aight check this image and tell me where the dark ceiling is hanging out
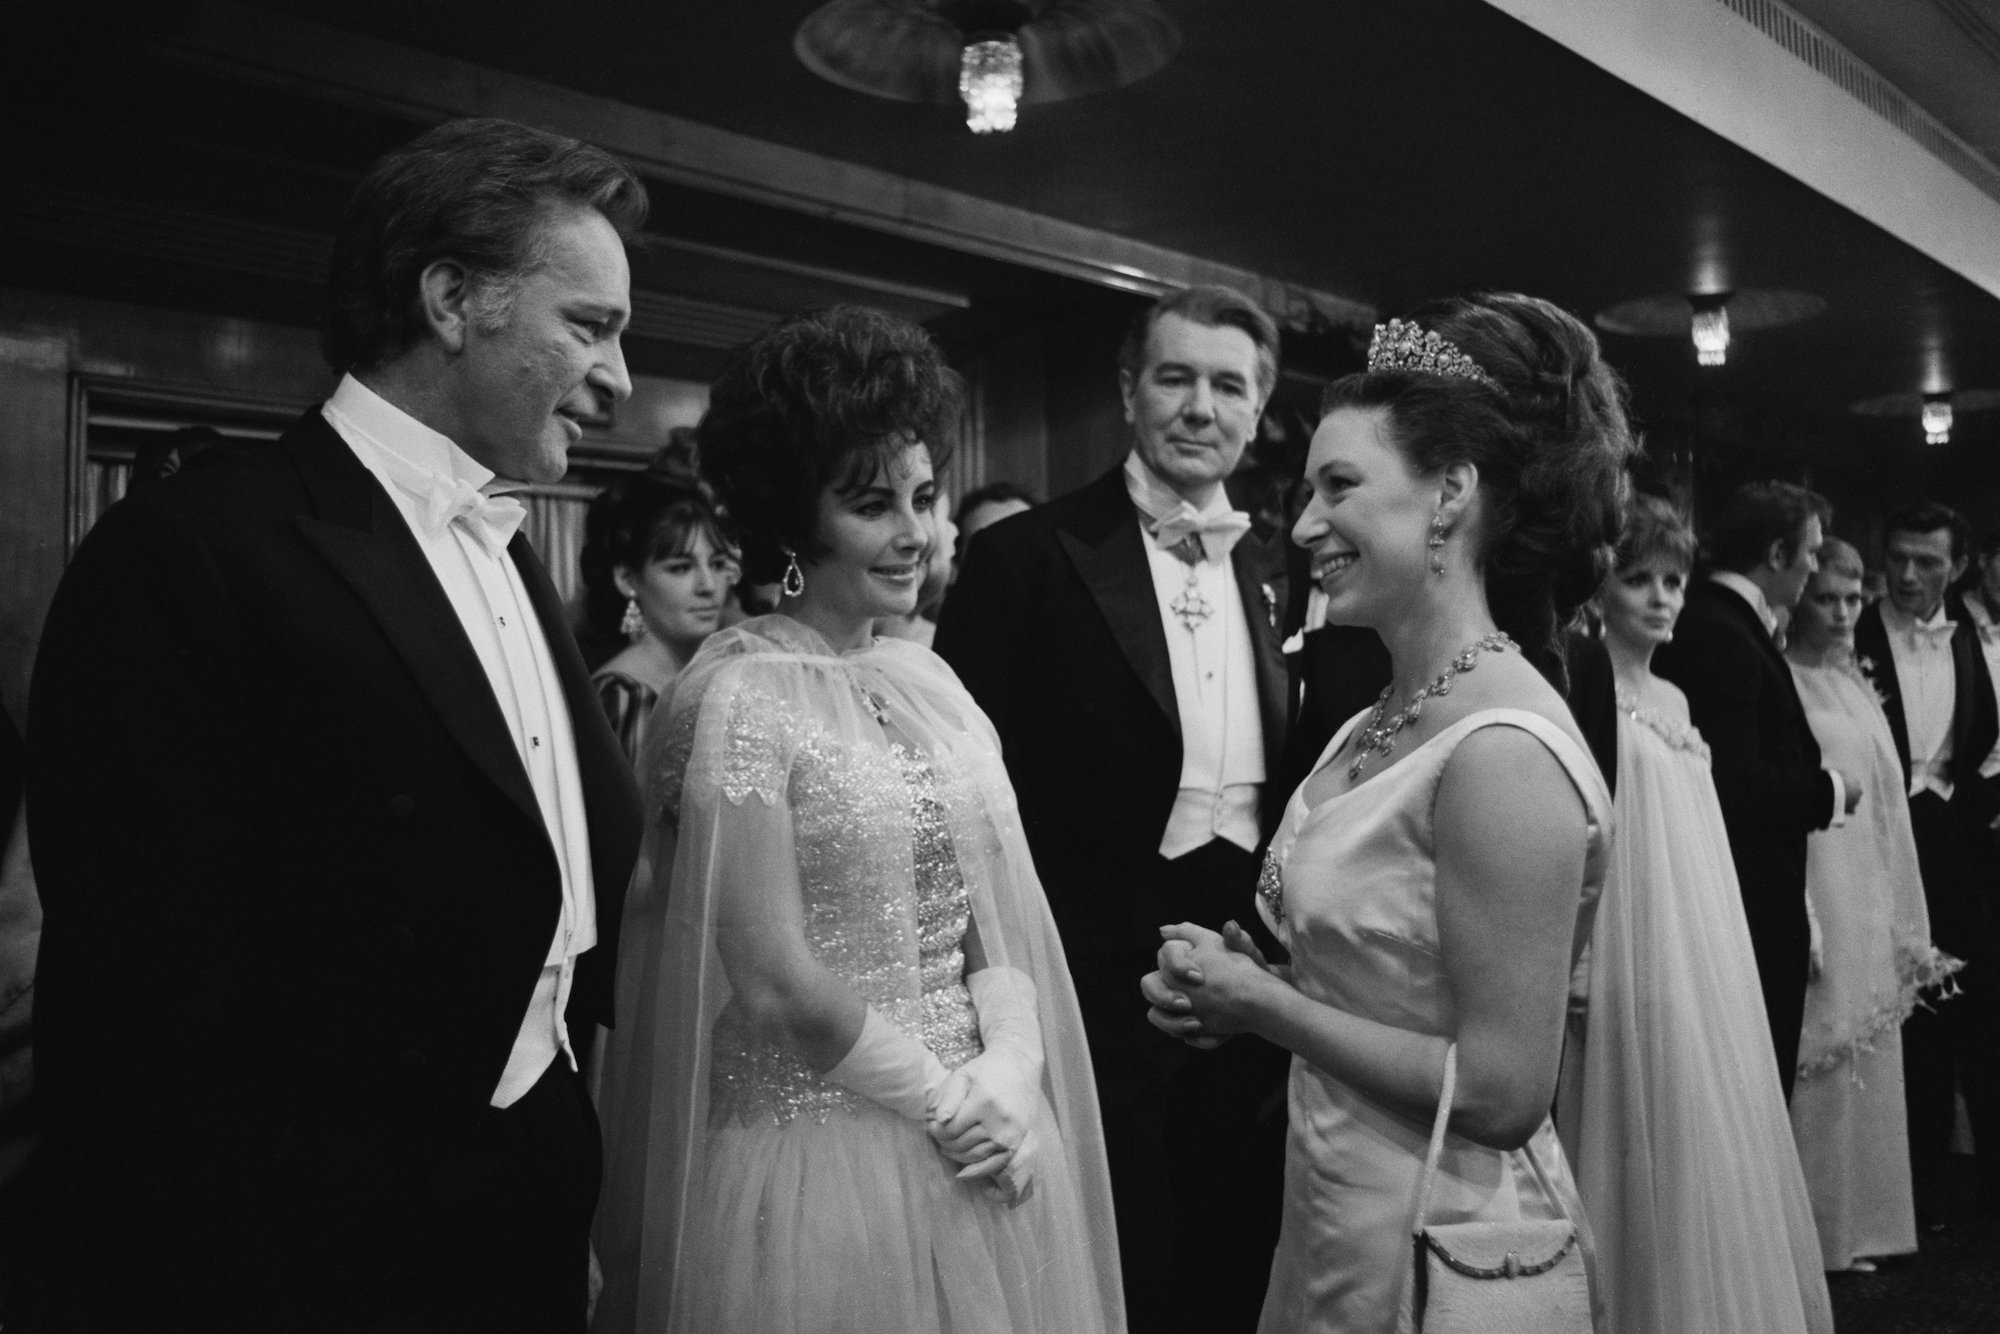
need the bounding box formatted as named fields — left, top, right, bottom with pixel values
left=4, top=0, right=1999, bottom=520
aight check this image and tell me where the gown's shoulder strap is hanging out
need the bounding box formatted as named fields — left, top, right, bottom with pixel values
left=1443, top=707, right=1612, bottom=856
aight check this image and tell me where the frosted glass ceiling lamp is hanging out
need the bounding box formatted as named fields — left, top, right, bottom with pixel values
left=1923, top=393, right=1954, bottom=445
left=1689, top=294, right=1731, bottom=367
left=959, top=35, right=1024, bottom=133
left=796, top=0, right=1180, bottom=136
left=1593, top=289, right=1824, bottom=370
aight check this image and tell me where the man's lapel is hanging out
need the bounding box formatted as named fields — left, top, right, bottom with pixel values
left=1231, top=532, right=1289, bottom=766
left=1055, top=471, right=1178, bottom=738
left=286, top=412, right=544, bottom=829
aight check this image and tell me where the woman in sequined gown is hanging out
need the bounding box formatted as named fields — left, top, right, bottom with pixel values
left=1786, top=540, right=1958, bottom=1270
left=1141, top=294, right=1631, bottom=1334
left=591, top=308, right=1121, bottom=1334
left=1555, top=497, right=1832, bottom=1333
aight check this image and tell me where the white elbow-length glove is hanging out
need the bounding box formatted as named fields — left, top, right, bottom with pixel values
left=825, top=1007, right=950, bottom=1121
left=932, top=966, right=1047, bottom=1203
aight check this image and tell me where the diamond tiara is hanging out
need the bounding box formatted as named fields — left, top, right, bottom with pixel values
left=1366, top=319, right=1498, bottom=389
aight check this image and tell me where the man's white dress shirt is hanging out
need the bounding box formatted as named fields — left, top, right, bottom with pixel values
left=1123, top=452, right=1265, bottom=859
left=1709, top=572, right=1846, bottom=825
left=323, top=374, right=596, bottom=1109
left=1880, top=599, right=1959, bottom=800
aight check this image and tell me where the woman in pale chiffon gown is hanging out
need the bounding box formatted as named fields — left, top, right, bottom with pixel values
left=1556, top=495, right=1832, bottom=1333
left=1143, top=293, right=1632, bottom=1334
left=1786, top=538, right=1960, bottom=1271
left=591, top=307, right=1121, bottom=1334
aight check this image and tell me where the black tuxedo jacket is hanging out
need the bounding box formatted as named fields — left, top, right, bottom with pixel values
left=25, top=408, right=643, bottom=1324
left=935, top=465, right=1290, bottom=950
left=1854, top=596, right=2000, bottom=824
left=1653, top=579, right=1832, bottom=943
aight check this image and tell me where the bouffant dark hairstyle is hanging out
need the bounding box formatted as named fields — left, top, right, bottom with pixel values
left=1707, top=481, right=1830, bottom=573
left=578, top=473, right=732, bottom=639
left=322, top=117, right=649, bottom=373
left=697, top=306, right=961, bottom=585
left=1117, top=285, right=1281, bottom=402
left=1321, top=291, right=1636, bottom=684
left=1613, top=494, right=1697, bottom=575
left=1883, top=499, right=1971, bottom=564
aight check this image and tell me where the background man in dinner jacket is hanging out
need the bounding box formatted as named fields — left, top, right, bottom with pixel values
left=1853, top=500, right=2000, bottom=1217
left=25, top=118, right=645, bottom=1332
left=1653, top=480, right=1858, bottom=1102
left=938, top=285, right=1300, bottom=1334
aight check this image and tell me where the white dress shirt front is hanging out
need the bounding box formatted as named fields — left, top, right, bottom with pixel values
left=323, top=374, right=596, bottom=1109
left=1123, top=452, right=1265, bottom=858
left=1880, top=600, right=1959, bottom=800
left=1962, top=594, right=2000, bottom=780
left=1708, top=572, right=1846, bottom=825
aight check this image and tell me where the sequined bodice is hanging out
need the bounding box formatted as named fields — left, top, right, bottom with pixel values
left=710, top=684, right=983, bottom=1126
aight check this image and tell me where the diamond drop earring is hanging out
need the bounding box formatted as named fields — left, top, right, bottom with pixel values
left=782, top=549, right=806, bottom=599
left=1428, top=505, right=1448, bottom=577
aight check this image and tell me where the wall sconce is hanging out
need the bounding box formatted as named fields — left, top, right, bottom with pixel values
left=1922, top=392, right=1953, bottom=445
left=1689, top=294, right=1731, bottom=368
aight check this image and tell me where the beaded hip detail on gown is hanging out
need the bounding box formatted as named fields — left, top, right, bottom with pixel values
left=710, top=709, right=983, bottom=1128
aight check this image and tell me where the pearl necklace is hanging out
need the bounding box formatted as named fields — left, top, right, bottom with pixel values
left=1348, top=631, right=1518, bottom=779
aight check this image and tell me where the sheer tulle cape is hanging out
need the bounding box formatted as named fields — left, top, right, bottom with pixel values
left=1557, top=708, right=1832, bottom=1334
left=590, top=617, right=1122, bottom=1334
left=1789, top=662, right=1960, bottom=1081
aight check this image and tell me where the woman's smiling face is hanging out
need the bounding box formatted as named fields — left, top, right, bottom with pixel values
left=799, top=440, right=938, bottom=631
left=1291, top=406, right=1437, bottom=629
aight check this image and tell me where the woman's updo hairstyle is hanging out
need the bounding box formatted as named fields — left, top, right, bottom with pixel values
left=698, top=305, right=961, bottom=586
left=1322, top=291, right=1636, bottom=684
left=1612, top=494, right=1697, bottom=576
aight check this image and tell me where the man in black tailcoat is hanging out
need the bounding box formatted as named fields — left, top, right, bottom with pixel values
left=1654, top=481, right=1859, bottom=1100
left=938, top=287, right=1306, bottom=1333
left=1853, top=501, right=2000, bottom=1215
left=26, top=119, right=645, bottom=1331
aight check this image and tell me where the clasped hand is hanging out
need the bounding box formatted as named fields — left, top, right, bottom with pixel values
left=925, top=1048, right=1043, bottom=1207
left=1141, top=920, right=1286, bottom=1048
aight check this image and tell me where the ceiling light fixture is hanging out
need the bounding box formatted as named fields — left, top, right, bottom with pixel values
left=959, top=34, right=1024, bottom=133
left=795, top=0, right=1180, bottom=136
left=1689, top=293, right=1731, bottom=367
left=1923, top=392, right=1954, bottom=445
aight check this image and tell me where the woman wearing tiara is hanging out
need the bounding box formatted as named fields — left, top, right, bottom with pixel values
left=591, top=307, right=1122, bottom=1333
left=1144, top=294, right=1626, bottom=1333
left=1556, top=495, right=1832, bottom=1333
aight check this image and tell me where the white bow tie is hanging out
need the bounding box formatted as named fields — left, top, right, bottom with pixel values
left=1902, top=620, right=1957, bottom=650
left=422, top=475, right=527, bottom=558
left=1150, top=504, right=1252, bottom=564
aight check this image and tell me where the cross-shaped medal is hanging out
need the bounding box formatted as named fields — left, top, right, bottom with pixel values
left=1171, top=578, right=1214, bottom=632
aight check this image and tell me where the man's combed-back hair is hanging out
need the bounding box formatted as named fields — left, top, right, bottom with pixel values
left=1883, top=499, right=1971, bottom=563
left=698, top=306, right=962, bottom=586
left=1321, top=291, right=1637, bottom=685
left=1117, top=285, right=1281, bottom=402
left=1706, top=482, right=1830, bottom=574
left=321, top=117, right=648, bottom=373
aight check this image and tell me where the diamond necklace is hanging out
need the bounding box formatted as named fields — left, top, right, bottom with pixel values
left=1348, top=631, right=1518, bottom=779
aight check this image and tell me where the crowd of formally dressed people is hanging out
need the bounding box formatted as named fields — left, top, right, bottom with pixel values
left=4, top=113, right=1996, bottom=1334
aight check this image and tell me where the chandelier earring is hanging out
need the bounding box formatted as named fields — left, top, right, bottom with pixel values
left=1428, top=505, right=1448, bottom=577
left=781, top=549, right=806, bottom=599
left=619, top=595, right=646, bottom=641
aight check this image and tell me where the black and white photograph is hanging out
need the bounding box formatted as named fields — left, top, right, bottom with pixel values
left=1, top=2, right=1998, bottom=1331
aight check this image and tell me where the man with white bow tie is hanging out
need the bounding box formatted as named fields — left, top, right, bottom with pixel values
left=26, top=119, right=646, bottom=1331
left=1853, top=502, right=2000, bottom=1220
left=937, top=286, right=1292, bottom=1334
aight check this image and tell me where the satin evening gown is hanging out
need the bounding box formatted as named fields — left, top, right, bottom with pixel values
left=1255, top=709, right=1609, bottom=1334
